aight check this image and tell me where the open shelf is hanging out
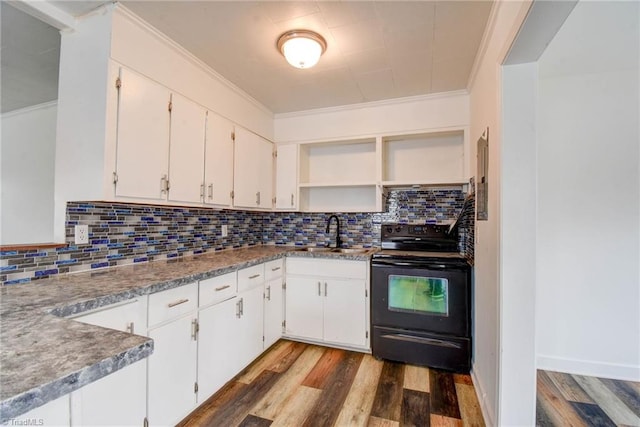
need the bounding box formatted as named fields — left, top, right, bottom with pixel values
left=299, top=138, right=376, bottom=186
left=382, top=131, right=465, bottom=184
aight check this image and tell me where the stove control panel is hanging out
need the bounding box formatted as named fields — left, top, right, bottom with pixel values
left=381, top=223, right=452, bottom=239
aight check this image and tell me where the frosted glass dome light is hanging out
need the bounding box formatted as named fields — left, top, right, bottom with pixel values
left=277, top=30, right=327, bottom=69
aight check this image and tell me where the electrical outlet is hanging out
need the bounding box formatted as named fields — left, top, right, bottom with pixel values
left=221, top=224, right=228, bottom=238
left=75, top=225, right=89, bottom=245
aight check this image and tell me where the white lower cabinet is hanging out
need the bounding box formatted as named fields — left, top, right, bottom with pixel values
left=197, top=296, right=240, bottom=402
left=18, top=394, right=69, bottom=426
left=71, top=359, right=146, bottom=426
left=146, top=283, right=198, bottom=426
left=285, top=258, right=369, bottom=350
left=236, top=285, right=265, bottom=368
left=263, top=259, right=285, bottom=349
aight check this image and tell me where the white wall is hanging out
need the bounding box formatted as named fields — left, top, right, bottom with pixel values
left=1, top=102, right=57, bottom=244
left=467, top=1, right=531, bottom=425
left=274, top=91, right=469, bottom=144
left=536, top=0, right=640, bottom=381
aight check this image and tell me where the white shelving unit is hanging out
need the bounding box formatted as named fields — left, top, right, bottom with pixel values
left=298, top=139, right=381, bottom=212
left=291, top=129, right=468, bottom=213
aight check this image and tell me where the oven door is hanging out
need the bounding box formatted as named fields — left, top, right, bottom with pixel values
left=371, top=258, right=471, bottom=337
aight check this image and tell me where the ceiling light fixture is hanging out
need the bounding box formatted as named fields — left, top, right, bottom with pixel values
left=277, top=30, right=327, bottom=69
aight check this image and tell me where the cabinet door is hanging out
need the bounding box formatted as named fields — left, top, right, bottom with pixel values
left=275, top=144, right=298, bottom=210
left=71, top=359, right=146, bottom=427
left=233, top=128, right=273, bottom=209
left=236, top=286, right=265, bottom=369
left=71, top=298, right=146, bottom=334
left=115, top=67, right=170, bottom=200
left=197, top=297, right=240, bottom=402
left=147, top=314, right=198, bottom=426
left=323, top=279, right=367, bottom=347
left=264, top=277, right=283, bottom=348
left=19, top=394, right=70, bottom=426
left=168, top=93, right=206, bottom=204
left=284, top=276, right=323, bottom=341
left=257, top=136, right=274, bottom=209
left=204, top=112, right=234, bottom=207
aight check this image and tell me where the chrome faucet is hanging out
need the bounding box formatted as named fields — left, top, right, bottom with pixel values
left=326, top=215, right=342, bottom=248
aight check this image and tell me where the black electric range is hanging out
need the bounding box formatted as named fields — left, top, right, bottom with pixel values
left=371, top=223, right=472, bottom=373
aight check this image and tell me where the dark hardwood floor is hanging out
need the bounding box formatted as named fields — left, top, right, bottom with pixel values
left=536, top=370, right=640, bottom=426
left=178, top=340, right=485, bottom=427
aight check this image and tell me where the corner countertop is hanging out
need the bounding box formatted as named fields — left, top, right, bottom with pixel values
left=0, top=245, right=376, bottom=421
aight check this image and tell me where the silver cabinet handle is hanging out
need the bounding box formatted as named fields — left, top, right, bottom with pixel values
left=236, top=299, right=241, bottom=318
left=291, top=193, right=294, bottom=206
left=167, top=298, right=189, bottom=308
left=317, top=281, right=321, bottom=296
left=208, top=183, right=213, bottom=199
left=215, top=285, right=231, bottom=292
left=256, top=191, right=261, bottom=205
left=126, top=322, right=134, bottom=334
left=324, top=282, right=328, bottom=297
left=191, top=319, right=199, bottom=341
left=266, top=285, right=271, bottom=301
left=271, top=266, right=281, bottom=272
left=249, top=274, right=261, bottom=279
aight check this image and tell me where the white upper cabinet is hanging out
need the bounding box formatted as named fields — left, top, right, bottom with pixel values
left=233, top=128, right=273, bottom=209
left=114, top=67, right=171, bottom=200
left=275, top=144, right=298, bottom=210
left=204, top=113, right=234, bottom=207
left=167, top=94, right=206, bottom=204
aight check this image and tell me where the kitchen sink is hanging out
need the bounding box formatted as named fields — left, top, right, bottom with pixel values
left=298, top=247, right=333, bottom=253
left=297, top=247, right=369, bottom=254
left=331, top=248, right=369, bottom=254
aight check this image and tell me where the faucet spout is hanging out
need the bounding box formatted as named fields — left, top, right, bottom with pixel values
left=326, top=215, right=342, bottom=248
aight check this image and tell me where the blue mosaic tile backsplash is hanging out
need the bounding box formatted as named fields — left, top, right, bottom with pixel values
left=0, top=188, right=474, bottom=285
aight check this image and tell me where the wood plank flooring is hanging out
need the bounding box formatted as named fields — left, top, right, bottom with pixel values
left=178, top=340, right=485, bottom=427
left=536, top=370, right=640, bottom=426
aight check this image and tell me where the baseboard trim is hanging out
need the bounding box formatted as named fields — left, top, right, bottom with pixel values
left=537, top=355, right=640, bottom=381
left=470, top=364, right=496, bottom=426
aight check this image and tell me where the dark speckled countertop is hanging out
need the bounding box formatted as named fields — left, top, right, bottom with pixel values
left=0, top=245, right=375, bottom=421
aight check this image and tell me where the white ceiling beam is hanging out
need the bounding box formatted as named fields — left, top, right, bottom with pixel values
left=6, top=0, right=76, bottom=31
left=504, top=0, right=578, bottom=65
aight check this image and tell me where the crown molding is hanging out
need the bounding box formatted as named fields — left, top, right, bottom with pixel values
left=274, top=90, right=469, bottom=120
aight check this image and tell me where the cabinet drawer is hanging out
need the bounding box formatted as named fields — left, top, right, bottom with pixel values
left=286, top=258, right=367, bottom=279
left=264, top=259, right=284, bottom=281
left=148, top=282, right=198, bottom=327
left=199, top=272, right=237, bottom=308
left=238, top=264, right=265, bottom=292
left=70, top=297, right=147, bottom=334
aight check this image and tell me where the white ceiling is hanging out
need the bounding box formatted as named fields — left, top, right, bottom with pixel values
left=1, top=1, right=493, bottom=114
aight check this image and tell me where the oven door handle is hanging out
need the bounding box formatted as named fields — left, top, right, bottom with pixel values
left=381, top=333, right=462, bottom=349
left=372, top=259, right=450, bottom=269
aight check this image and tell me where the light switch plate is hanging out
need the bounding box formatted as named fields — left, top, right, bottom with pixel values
left=221, top=224, right=228, bottom=238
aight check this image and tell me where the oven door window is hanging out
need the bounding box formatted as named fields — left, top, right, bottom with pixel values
left=388, top=275, right=449, bottom=316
